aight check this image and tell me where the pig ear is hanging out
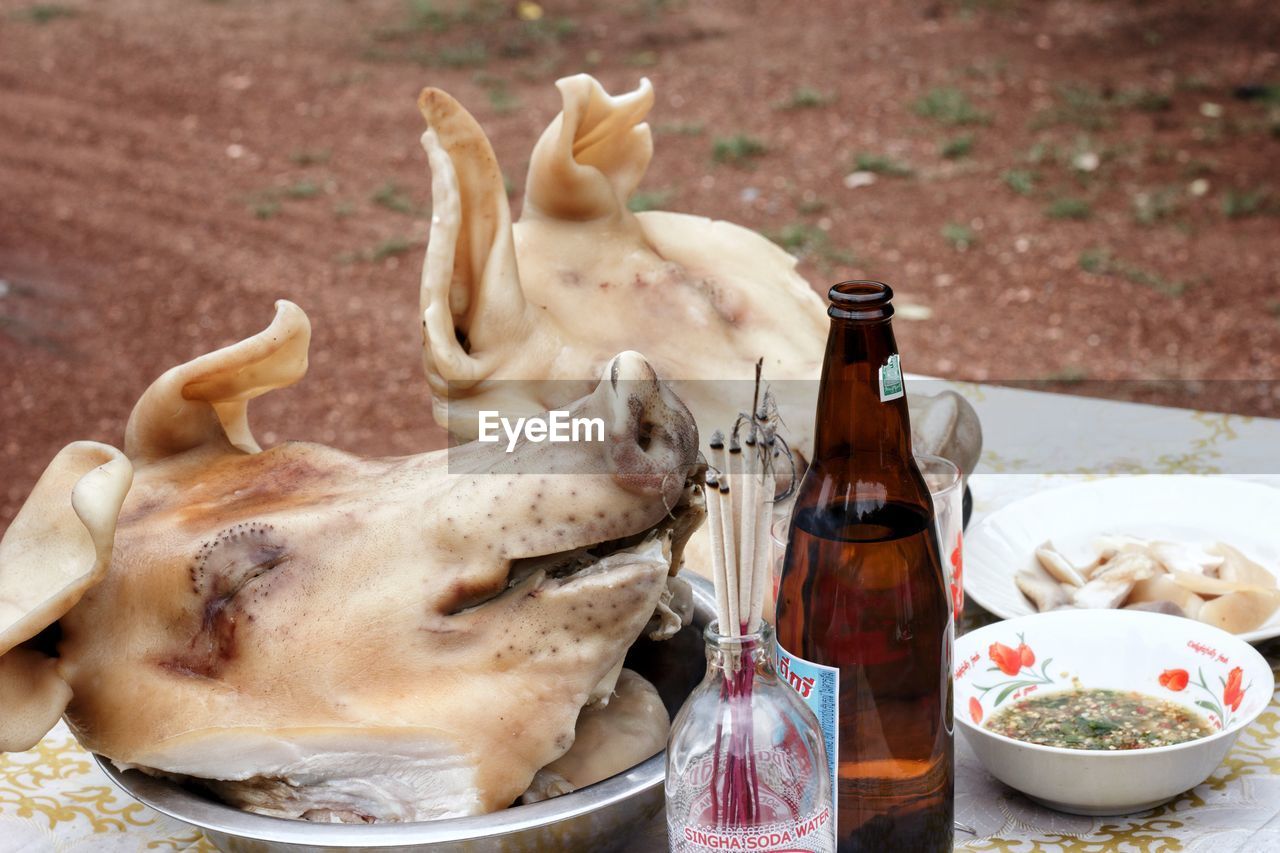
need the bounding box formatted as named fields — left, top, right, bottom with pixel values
left=124, top=300, right=310, bottom=461
left=0, top=441, right=131, bottom=750
left=0, top=442, right=132, bottom=656
left=0, top=649, right=73, bottom=751
left=418, top=87, right=534, bottom=393
left=524, top=75, right=655, bottom=222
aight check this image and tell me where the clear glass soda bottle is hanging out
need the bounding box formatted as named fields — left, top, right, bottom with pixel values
left=666, top=622, right=834, bottom=853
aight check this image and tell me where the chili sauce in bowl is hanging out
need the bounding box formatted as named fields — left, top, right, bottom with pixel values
left=984, top=688, right=1212, bottom=751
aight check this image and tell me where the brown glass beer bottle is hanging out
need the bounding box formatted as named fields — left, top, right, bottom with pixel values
left=774, top=281, right=953, bottom=852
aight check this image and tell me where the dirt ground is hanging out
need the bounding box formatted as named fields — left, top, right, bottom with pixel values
left=2, top=0, right=1278, bottom=526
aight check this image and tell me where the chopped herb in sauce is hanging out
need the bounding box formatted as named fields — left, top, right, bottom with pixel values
left=984, top=688, right=1212, bottom=750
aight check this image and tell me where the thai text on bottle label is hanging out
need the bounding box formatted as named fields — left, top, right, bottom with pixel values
left=775, top=642, right=839, bottom=821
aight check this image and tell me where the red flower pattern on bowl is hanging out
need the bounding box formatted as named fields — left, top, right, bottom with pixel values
left=1224, top=667, right=1245, bottom=712
left=989, top=642, right=1023, bottom=677
left=1158, top=669, right=1189, bottom=691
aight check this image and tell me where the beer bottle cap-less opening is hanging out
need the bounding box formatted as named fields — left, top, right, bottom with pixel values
left=828, top=280, right=894, bottom=321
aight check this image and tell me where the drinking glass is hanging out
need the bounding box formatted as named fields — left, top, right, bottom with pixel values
left=916, top=454, right=964, bottom=621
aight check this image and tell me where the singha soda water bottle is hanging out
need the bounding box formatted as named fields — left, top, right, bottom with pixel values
left=666, top=622, right=834, bottom=852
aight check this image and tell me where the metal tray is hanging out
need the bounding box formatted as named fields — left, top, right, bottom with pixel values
left=95, top=578, right=715, bottom=852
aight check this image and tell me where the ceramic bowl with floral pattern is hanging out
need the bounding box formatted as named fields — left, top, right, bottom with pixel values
left=955, top=608, right=1273, bottom=815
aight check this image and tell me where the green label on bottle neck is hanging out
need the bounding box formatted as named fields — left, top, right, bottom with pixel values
left=878, top=353, right=904, bottom=401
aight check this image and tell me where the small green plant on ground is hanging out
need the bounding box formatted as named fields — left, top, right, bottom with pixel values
left=1024, top=140, right=1054, bottom=165
left=370, top=237, right=416, bottom=261
left=941, top=222, right=976, bottom=250
left=247, top=180, right=326, bottom=218
left=499, top=4, right=579, bottom=57
left=12, top=4, right=76, bottom=23
left=1131, top=186, right=1181, bottom=226
left=797, top=197, right=828, bottom=215
left=1045, top=196, right=1092, bottom=220
left=289, top=148, right=331, bottom=166
left=764, top=223, right=855, bottom=268
left=372, top=181, right=417, bottom=215
left=625, top=51, right=659, bottom=67
left=948, top=0, right=1019, bottom=16
left=488, top=87, right=519, bottom=113
left=853, top=152, right=914, bottom=177
left=475, top=74, right=521, bottom=114
left=1176, top=74, right=1216, bottom=93
left=712, top=134, right=767, bottom=166
left=1181, top=158, right=1217, bottom=177
left=405, top=0, right=451, bottom=29
left=1222, top=188, right=1268, bottom=219
left=372, top=0, right=453, bottom=40
left=778, top=87, right=834, bottom=110
left=767, top=223, right=825, bottom=254
left=1002, top=169, right=1036, bottom=196
left=283, top=180, right=322, bottom=200
left=1079, top=248, right=1190, bottom=297
left=1119, top=87, right=1172, bottom=112
left=250, top=198, right=281, bottom=220
left=517, top=15, right=578, bottom=47
left=963, top=57, right=1010, bottom=81
left=1259, top=99, right=1280, bottom=133
left=914, top=87, right=990, bottom=126
left=640, top=0, right=677, bottom=18
left=434, top=42, right=488, bottom=68
left=627, top=189, right=673, bottom=212
left=1043, top=366, right=1090, bottom=383
left=1032, top=84, right=1169, bottom=130
left=940, top=134, right=974, bottom=159
left=1032, top=84, right=1113, bottom=131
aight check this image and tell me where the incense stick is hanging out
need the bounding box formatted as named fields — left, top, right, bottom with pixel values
left=727, top=432, right=744, bottom=634
left=698, top=367, right=793, bottom=831
left=710, top=432, right=740, bottom=636
left=747, top=465, right=775, bottom=632
left=704, top=468, right=732, bottom=638
left=738, top=430, right=759, bottom=632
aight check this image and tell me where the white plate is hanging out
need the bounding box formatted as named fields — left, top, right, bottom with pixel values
left=964, top=475, right=1280, bottom=643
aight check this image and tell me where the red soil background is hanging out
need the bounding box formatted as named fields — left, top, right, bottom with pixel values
left=2, top=0, right=1278, bottom=527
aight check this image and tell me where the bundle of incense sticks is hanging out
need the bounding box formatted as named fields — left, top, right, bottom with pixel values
left=705, top=429, right=776, bottom=639
left=702, top=365, right=790, bottom=828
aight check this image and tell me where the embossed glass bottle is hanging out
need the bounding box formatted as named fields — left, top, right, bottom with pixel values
left=666, top=622, right=834, bottom=853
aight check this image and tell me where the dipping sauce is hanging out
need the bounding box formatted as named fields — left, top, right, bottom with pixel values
left=984, top=688, right=1212, bottom=750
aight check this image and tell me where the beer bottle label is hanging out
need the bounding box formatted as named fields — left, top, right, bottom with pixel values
left=775, top=642, right=840, bottom=818
left=878, top=353, right=904, bottom=401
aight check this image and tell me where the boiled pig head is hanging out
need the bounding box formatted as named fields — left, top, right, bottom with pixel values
left=0, top=301, right=703, bottom=822
left=416, top=74, right=981, bottom=480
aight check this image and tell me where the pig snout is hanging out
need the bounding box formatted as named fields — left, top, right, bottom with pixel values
left=600, top=352, right=698, bottom=497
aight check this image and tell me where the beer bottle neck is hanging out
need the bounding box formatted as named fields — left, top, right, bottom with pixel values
left=811, top=291, right=914, bottom=463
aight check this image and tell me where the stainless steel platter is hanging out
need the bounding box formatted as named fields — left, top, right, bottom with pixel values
left=94, top=578, right=714, bottom=852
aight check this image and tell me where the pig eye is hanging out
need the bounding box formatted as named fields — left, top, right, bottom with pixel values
left=192, top=522, right=289, bottom=602
left=169, top=523, right=289, bottom=678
